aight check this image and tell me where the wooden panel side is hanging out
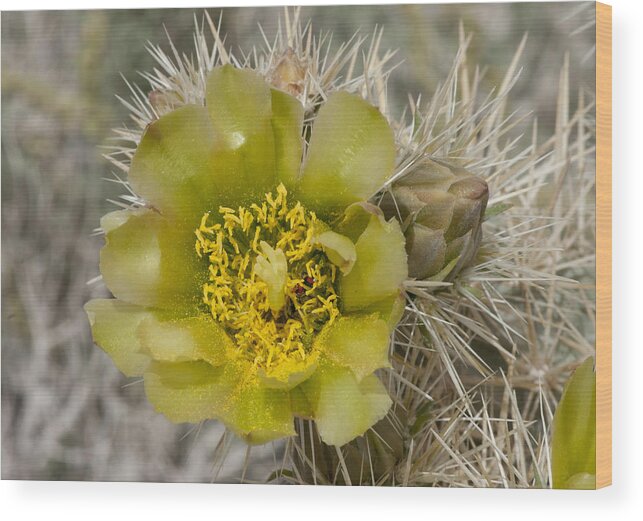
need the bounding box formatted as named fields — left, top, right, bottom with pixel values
left=595, top=1, right=612, bottom=490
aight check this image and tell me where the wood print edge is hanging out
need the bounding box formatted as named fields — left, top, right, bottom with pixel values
left=595, top=0, right=612, bottom=490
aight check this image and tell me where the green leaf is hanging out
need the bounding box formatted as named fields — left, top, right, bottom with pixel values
left=551, top=357, right=596, bottom=489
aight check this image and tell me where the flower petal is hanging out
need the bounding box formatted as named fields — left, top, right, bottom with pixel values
left=257, top=351, right=319, bottom=390
left=99, top=208, right=202, bottom=310
left=302, top=361, right=392, bottom=446
left=130, top=66, right=300, bottom=219
left=314, top=230, right=357, bottom=275
left=137, top=314, right=232, bottom=366
left=358, top=292, right=407, bottom=332
left=290, top=385, right=314, bottom=418
left=219, top=365, right=295, bottom=444
left=128, top=104, right=222, bottom=222
left=205, top=66, right=277, bottom=202
left=147, top=357, right=295, bottom=443
left=339, top=206, right=408, bottom=316
left=271, top=88, right=304, bottom=187
left=84, top=299, right=152, bottom=377
left=143, top=360, right=229, bottom=423
left=297, top=91, right=396, bottom=216
left=335, top=202, right=379, bottom=242
left=316, top=315, right=390, bottom=381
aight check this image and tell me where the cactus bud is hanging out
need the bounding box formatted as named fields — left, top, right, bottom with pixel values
left=270, top=48, right=306, bottom=96
left=382, top=158, right=489, bottom=281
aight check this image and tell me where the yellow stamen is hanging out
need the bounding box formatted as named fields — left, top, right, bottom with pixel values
left=195, top=184, right=340, bottom=372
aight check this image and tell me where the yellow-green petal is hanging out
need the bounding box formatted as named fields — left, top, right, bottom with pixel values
left=359, top=292, right=407, bottom=332
left=219, top=367, right=295, bottom=444
left=339, top=206, right=408, bottom=315
left=314, top=230, right=357, bottom=275
left=303, top=362, right=392, bottom=446
left=271, top=88, right=304, bottom=187
left=257, top=351, right=319, bottom=390
left=297, top=91, right=396, bottom=216
left=290, top=385, right=314, bottom=418
left=149, top=357, right=295, bottom=443
left=128, top=104, right=221, bottom=222
left=335, top=202, right=380, bottom=242
left=144, top=360, right=228, bottom=423
left=205, top=65, right=277, bottom=202
left=84, top=299, right=152, bottom=377
left=99, top=208, right=202, bottom=310
left=137, top=314, right=232, bottom=366
left=552, top=357, right=596, bottom=489
left=316, top=315, right=391, bottom=381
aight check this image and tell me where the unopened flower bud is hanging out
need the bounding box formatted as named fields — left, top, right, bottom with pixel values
left=270, top=48, right=306, bottom=96
left=382, top=158, right=489, bottom=281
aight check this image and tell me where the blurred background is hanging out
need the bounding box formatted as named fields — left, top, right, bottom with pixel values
left=1, top=2, right=596, bottom=482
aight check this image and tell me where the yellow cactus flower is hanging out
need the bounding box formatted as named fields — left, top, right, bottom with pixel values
left=85, top=65, right=407, bottom=447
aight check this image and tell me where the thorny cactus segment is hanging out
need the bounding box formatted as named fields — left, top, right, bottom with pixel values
left=294, top=409, right=406, bottom=485
left=551, top=358, right=596, bottom=489
left=381, top=158, right=489, bottom=281
left=86, top=64, right=408, bottom=447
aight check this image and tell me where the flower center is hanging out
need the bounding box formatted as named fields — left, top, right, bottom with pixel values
left=195, top=184, right=339, bottom=371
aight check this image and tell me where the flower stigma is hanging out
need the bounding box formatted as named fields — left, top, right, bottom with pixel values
left=195, top=184, right=340, bottom=374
